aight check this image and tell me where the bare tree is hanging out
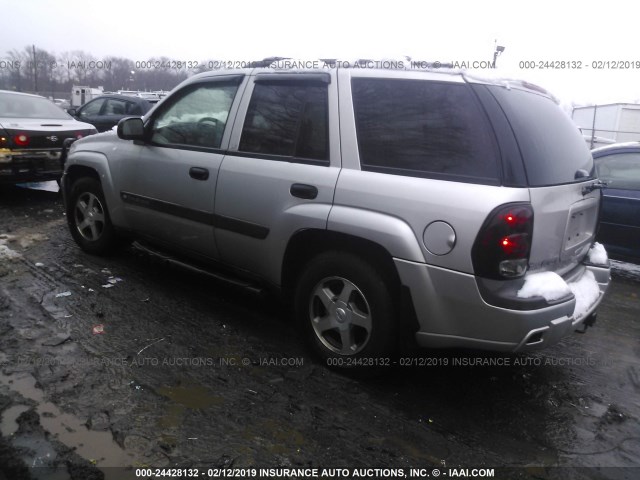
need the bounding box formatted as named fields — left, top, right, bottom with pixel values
left=102, top=56, right=134, bottom=91
left=2, top=49, right=188, bottom=94
left=32, top=47, right=58, bottom=96
left=68, top=50, right=97, bottom=85
left=5, top=48, right=29, bottom=91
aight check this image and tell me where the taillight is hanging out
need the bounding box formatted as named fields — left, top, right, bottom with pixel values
left=472, top=203, right=534, bottom=279
left=14, top=133, right=29, bottom=147
left=77, top=129, right=98, bottom=138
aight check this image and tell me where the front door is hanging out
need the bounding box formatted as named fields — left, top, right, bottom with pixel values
left=117, top=75, right=245, bottom=260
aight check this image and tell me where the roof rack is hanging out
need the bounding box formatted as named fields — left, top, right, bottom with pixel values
left=212, top=56, right=460, bottom=73
left=250, top=57, right=291, bottom=68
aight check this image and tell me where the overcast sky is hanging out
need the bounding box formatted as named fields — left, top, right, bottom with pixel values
left=2, top=0, right=640, bottom=106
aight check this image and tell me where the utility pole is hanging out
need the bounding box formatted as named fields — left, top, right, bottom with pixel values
left=32, top=44, right=38, bottom=92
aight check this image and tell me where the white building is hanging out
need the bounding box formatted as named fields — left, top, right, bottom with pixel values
left=572, top=103, right=640, bottom=147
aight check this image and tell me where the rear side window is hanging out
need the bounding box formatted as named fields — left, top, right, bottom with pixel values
left=239, top=83, right=328, bottom=163
left=487, top=86, right=593, bottom=186
left=351, top=78, right=499, bottom=183
left=126, top=102, right=143, bottom=115
left=103, top=99, right=127, bottom=115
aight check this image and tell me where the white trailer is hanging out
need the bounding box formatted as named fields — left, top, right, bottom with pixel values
left=573, top=103, right=640, bottom=147
left=71, top=85, right=104, bottom=107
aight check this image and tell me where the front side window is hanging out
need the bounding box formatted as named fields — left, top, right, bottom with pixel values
left=150, top=81, right=240, bottom=149
left=79, top=98, right=104, bottom=118
left=239, top=82, right=328, bottom=162
left=596, top=152, right=640, bottom=191
left=352, top=78, right=499, bottom=183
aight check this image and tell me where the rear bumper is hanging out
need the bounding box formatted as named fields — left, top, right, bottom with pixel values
left=0, top=151, right=63, bottom=184
left=394, top=259, right=611, bottom=352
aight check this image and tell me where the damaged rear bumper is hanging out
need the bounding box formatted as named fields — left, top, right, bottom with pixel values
left=0, top=149, right=64, bottom=183
left=393, top=258, right=611, bottom=353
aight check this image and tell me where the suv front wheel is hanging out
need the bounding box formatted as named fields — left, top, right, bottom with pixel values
left=294, top=251, right=396, bottom=366
left=67, top=177, right=118, bottom=255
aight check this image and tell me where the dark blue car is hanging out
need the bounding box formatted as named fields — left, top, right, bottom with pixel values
left=67, top=94, right=155, bottom=132
left=592, top=142, right=640, bottom=262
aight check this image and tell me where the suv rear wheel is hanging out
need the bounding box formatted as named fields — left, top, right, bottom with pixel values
left=294, top=251, right=396, bottom=365
left=67, top=178, right=118, bottom=255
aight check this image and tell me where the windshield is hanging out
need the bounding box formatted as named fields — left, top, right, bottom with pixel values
left=488, top=86, right=594, bottom=186
left=0, top=92, right=72, bottom=120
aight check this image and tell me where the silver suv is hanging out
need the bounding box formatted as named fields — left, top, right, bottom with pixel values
left=61, top=63, right=611, bottom=363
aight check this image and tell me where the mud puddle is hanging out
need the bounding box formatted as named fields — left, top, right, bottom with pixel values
left=0, top=404, right=31, bottom=436
left=0, top=371, right=137, bottom=478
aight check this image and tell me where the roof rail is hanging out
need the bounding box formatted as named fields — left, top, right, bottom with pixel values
left=250, top=56, right=291, bottom=67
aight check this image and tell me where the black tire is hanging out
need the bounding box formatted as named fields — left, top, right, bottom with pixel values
left=294, top=251, right=397, bottom=367
left=67, top=177, right=118, bottom=255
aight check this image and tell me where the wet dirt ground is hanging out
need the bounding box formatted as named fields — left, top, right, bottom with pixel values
left=0, top=184, right=638, bottom=480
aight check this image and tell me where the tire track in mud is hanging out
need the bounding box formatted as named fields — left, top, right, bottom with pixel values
left=3, top=226, right=469, bottom=470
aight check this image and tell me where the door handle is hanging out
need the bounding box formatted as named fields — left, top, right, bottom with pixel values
left=189, top=167, right=209, bottom=181
left=290, top=183, right=318, bottom=199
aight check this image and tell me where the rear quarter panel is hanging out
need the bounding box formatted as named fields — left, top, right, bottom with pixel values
left=331, top=169, right=531, bottom=272
left=334, top=68, right=530, bottom=272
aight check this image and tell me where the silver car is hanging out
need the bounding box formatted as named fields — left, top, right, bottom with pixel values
left=0, top=90, right=96, bottom=184
left=61, top=63, right=611, bottom=365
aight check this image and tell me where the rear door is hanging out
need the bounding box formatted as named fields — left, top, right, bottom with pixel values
left=486, top=85, right=600, bottom=275
left=100, top=98, right=130, bottom=131
left=214, top=71, right=341, bottom=284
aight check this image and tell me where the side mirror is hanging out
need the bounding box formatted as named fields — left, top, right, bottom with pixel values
left=67, top=108, right=77, bottom=116
left=117, top=117, right=145, bottom=140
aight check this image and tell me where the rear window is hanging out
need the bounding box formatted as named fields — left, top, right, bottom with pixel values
left=0, top=92, right=71, bottom=120
left=351, top=78, right=500, bottom=184
left=487, top=86, right=594, bottom=186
